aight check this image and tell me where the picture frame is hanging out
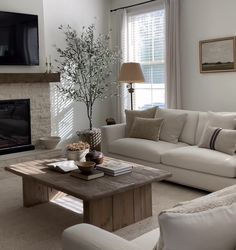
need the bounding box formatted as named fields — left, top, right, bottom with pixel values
left=199, top=36, right=236, bottom=73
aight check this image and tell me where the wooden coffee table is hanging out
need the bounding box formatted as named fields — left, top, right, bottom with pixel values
left=5, top=157, right=171, bottom=231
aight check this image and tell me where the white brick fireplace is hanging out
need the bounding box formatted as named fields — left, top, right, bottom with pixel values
left=0, top=82, right=51, bottom=145
left=0, top=73, right=62, bottom=166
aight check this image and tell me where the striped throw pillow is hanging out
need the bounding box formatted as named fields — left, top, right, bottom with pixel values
left=198, top=126, right=236, bottom=155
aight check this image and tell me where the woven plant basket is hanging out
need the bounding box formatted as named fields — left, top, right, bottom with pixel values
left=77, top=128, right=101, bottom=151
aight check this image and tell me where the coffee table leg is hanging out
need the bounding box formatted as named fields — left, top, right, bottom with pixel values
left=83, top=196, right=113, bottom=231
left=113, top=184, right=152, bottom=230
left=22, top=177, right=65, bottom=207
left=133, top=183, right=152, bottom=223
left=83, top=184, right=152, bottom=232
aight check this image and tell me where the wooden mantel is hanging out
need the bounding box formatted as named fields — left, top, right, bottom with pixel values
left=0, top=73, right=60, bottom=84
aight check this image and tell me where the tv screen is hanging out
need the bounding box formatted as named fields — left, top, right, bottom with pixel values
left=0, top=11, right=39, bottom=65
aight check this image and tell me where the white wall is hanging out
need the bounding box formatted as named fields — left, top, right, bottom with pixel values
left=112, top=0, right=236, bottom=112
left=180, top=0, right=236, bottom=112
left=0, top=0, right=45, bottom=72
left=111, top=0, right=147, bottom=9
left=43, top=0, right=112, bottom=142
left=43, top=0, right=111, bottom=59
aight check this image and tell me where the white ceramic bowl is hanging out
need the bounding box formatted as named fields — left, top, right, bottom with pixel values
left=66, top=148, right=89, bottom=161
left=40, top=136, right=61, bottom=149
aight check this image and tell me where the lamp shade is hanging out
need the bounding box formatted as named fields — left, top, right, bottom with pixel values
left=118, top=62, right=145, bottom=83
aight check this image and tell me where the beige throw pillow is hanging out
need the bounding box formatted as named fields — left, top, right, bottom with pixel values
left=155, top=108, right=187, bottom=144
left=129, top=117, right=164, bottom=141
left=198, top=126, right=236, bottom=155
left=125, top=107, right=157, bottom=136
left=158, top=185, right=236, bottom=250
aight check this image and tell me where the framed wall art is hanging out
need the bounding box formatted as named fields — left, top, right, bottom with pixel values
left=199, top=37, right=236, bottom=73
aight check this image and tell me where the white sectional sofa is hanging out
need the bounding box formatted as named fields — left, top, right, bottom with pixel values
left=102, top=109, right=236, bottom=191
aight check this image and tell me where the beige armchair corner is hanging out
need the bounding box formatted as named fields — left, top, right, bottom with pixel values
left=62, top=185, right=236, bottom=250
left=62, top=223, right=159, bottom=250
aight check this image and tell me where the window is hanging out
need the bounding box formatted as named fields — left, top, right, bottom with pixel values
left=127, top=6, right=166, bottom=110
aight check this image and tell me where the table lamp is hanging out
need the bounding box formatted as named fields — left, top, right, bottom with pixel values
left=118, top=62, right=145, bottom=110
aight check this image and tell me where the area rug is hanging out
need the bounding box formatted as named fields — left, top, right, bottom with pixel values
left=0, top=168, right=206, bottom=250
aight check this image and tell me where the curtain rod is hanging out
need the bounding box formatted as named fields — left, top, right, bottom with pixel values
left=110, top=0, right=157, bottom=13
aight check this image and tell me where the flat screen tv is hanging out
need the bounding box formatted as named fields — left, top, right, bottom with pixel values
left=0, top=11, right=39, bottom=65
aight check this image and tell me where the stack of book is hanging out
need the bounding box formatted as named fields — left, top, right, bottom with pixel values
left=96, top=160, right=133, bottom=176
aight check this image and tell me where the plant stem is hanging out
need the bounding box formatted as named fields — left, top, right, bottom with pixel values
left=89, top=103, right=93, bottom=130
left=89, top=118, right=92, bottom=130
left=86, top=103, right=93, bottom=130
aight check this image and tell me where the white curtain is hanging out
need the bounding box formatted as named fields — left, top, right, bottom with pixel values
left=165, top=0, right=181, bottom=109
left=111, top=9, right=129, bottom=123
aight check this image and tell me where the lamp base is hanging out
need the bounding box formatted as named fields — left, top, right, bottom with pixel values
left=127, top=82, right=134, bottom=110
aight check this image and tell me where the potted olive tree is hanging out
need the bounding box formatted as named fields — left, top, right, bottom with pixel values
left=56, top=24, right=120, bottom=150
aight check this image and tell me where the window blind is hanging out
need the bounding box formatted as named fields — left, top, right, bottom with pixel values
left=127, top=6, right=166, bottom=110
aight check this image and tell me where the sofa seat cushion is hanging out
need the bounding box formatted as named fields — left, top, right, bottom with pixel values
left=162, top=146, right=236, bottom=177
left=109, top=138, right=189, bottom=163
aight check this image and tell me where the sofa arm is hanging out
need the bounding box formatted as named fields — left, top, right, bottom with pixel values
left=101, top=123, right=126, bottom=154
left=62, top=224, right=141, bottom=250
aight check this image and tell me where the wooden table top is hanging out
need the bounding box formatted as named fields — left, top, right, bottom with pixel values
left=5, top=157, right=171, bottom=201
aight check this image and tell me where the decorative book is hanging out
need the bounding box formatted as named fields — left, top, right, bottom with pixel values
left=96, top=160, right=133, bottom=176
left=47, top=160, right=78, bottom=173
left=108, top=170, right=132, bottom=176
left=70, top=169, right=104, bottom=180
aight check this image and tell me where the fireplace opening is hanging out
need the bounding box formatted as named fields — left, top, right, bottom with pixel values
left=0, top=99, right=35, bottom=155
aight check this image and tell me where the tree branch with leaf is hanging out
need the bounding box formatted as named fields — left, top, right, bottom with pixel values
left=55, top=24, right=120, bottom=130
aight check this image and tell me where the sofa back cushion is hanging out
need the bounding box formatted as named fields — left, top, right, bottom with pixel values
left=196, top=111, right=236, bottom=144
left=156, top=109, right=199, bottom=145
left=158, top=185, right=236, bottom=250
left=195, top=112, right=208, bottom=144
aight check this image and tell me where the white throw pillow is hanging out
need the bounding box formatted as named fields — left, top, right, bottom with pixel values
left=155, top=108, right=187, bottom=144
left=207, top=111, right=236, bottom=129
left=198, top=126, right=236, bottom=155
left=158, top=185, right=236, bottom=250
